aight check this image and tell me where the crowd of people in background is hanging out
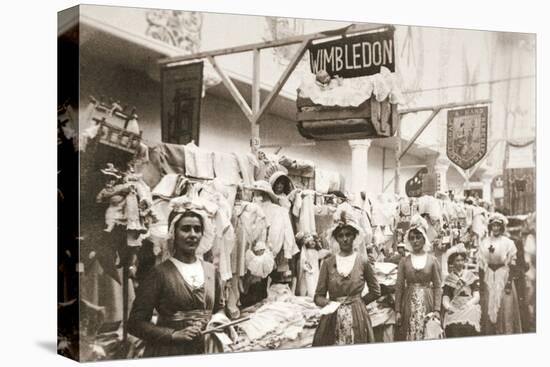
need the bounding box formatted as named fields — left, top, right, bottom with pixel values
left=121, top=164, right=535, bottom=355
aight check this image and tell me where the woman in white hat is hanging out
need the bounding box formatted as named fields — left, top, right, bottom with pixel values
left=127, top=198, right=225, bottom=357
left=478, top=212, right=522, bottom=335
left=312, top=210, right=381, bottom=346
left=394, top=214, right=442, bottom=341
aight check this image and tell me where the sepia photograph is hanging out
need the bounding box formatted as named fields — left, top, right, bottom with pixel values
left=56, top=2, right=537, bottom=363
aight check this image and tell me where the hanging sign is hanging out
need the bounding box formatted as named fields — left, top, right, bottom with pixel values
left=405, top=167, right=428, bottom=197
left=161, top=61, right=203, bottom=145
left=446, top=106, right=489, bottom=170
left=308, top=28, right=395, bottom=78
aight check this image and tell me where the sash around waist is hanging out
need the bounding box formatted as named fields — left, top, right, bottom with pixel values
left=408, top=282, right=433, bottom=288
left=332, top=294, right=363, bottom=305
left=157, top=309, right=212, bottom=329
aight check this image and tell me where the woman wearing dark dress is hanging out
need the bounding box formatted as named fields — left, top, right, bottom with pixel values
left=395, top=215, right=442, bottom=341
left=312, top=210, right=381, bottom=346
left=128, top=200, right=224, bottom=357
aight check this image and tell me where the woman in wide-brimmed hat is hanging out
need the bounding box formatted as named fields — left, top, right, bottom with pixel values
left=312, top=209, right=381, bottom=346
left=128, top=197, right=225, bottom=357
left=268, top=171, right=294, bottom=210
left=478, top=212, right=522, bottom=335
left=394, top=214, right=442, bottom=341
left=442, top=244, right=481, bottom=337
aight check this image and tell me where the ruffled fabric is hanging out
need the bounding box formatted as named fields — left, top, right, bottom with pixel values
left=245, top=249, right=275, bottom=278
left=298, top=67, right=404, bottom=107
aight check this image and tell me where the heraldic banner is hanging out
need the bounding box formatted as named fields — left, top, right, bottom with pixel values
left=446, top=106, right=489, bottom=170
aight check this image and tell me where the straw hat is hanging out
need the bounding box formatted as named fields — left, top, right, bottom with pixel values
left=488, top=212, right=508, bottom=226
left=250, top=180, right=280, bottom=204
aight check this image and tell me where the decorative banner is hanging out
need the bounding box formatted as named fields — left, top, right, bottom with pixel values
left=308, top=28, right=395, bottom=78
left=446, top=106, right=489, bottom=170
left=405, top=167, right=428, bottom=197
left=161, top=61, right=204, bottom=144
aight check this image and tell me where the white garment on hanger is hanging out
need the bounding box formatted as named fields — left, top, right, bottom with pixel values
left=184, top=142, right=215, bottom=179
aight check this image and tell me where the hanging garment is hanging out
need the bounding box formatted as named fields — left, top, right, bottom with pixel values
left=148, top=143, right=186, bottom=176
left=231, top=202, right=268, bottom=277
left=207, top=194, right=236, bottom=282
left=259, top=200, right=300, bottom=260
left=213, top=152, right=242, bottom=185
left=472, top=207, right=488, bottom=240
left=245, top=249, right=276, bottom=278
left=371, top=195, right=389, bottom=227
left=292, top=190, right=317, bottom=234
left=314, top=204, right=337, bottom=248
left=234, top=152, right=259, bottom=186
left=184, top=142, right=215, bottom=179
left=314, top=168, right=341, bottom=194
left=152, top=174, right=182, bottom=198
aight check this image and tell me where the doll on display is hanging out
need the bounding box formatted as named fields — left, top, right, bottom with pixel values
left=297, top=232, right=321, bottom=297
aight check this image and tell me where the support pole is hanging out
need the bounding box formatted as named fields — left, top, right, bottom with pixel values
left=122, top=244, right=129, bottom=343
left=251, top=48, right=261, bottom=152
left=398, top=108, right=440, bottom=161
left=254, top=39, right=310, bottom=123
left=208, top=56, right=253, bottom=123
left=394, top=117, right=402, bottom=194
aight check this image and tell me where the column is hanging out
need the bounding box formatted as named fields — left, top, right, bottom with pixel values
left=348, top=139, right=372, bottom=203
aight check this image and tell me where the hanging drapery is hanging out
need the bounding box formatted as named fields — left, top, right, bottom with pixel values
left=503, top=140, right=535, bottom=215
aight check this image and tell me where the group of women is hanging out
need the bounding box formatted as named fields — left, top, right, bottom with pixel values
left=127, top=189, right=525, bottom=356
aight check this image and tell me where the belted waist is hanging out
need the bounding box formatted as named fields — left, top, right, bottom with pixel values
left=487, top=263, right=506, bottom=272
left=332, top=294, right=362, bottom=305
left=409, top=282, right=432, bottom=288
left=157, top=309, right=212, bottom=330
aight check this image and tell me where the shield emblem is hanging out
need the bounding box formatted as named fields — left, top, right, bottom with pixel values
left=447, top=106, right=488, bottom=170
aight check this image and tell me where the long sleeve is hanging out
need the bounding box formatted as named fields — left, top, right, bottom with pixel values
left=362, top=259, right=381, bottom=305
left=212, top=269, right=225, bottom=314
left=431, top=256, right=442, bottom=312
left=314, top=258, right=330, bottom=307
left=394, top=257, right=406, bottom=312
left=127, top=269, right=175, bottom=344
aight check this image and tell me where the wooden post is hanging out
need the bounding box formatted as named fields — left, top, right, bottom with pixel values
left=398, top=109, right=440, bottom=161
left=394, top=117, right=402, bottom=194
left=208, top=56, right=253, bottom=123
left=251, top=48, right=261, bottom=146
left=122, top=245, right=129, bottom=343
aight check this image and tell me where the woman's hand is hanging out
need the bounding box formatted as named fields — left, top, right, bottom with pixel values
left=395, top=312, right=402, bottom=326
left=171, top=326, right=202, bottom=343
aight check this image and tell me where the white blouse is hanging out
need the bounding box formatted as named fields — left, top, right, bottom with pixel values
left=336, top=253, right=357, bottom=277
left=410, top=253, right=428, bottom=270
left=169, top=257, right=205, bottom=288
